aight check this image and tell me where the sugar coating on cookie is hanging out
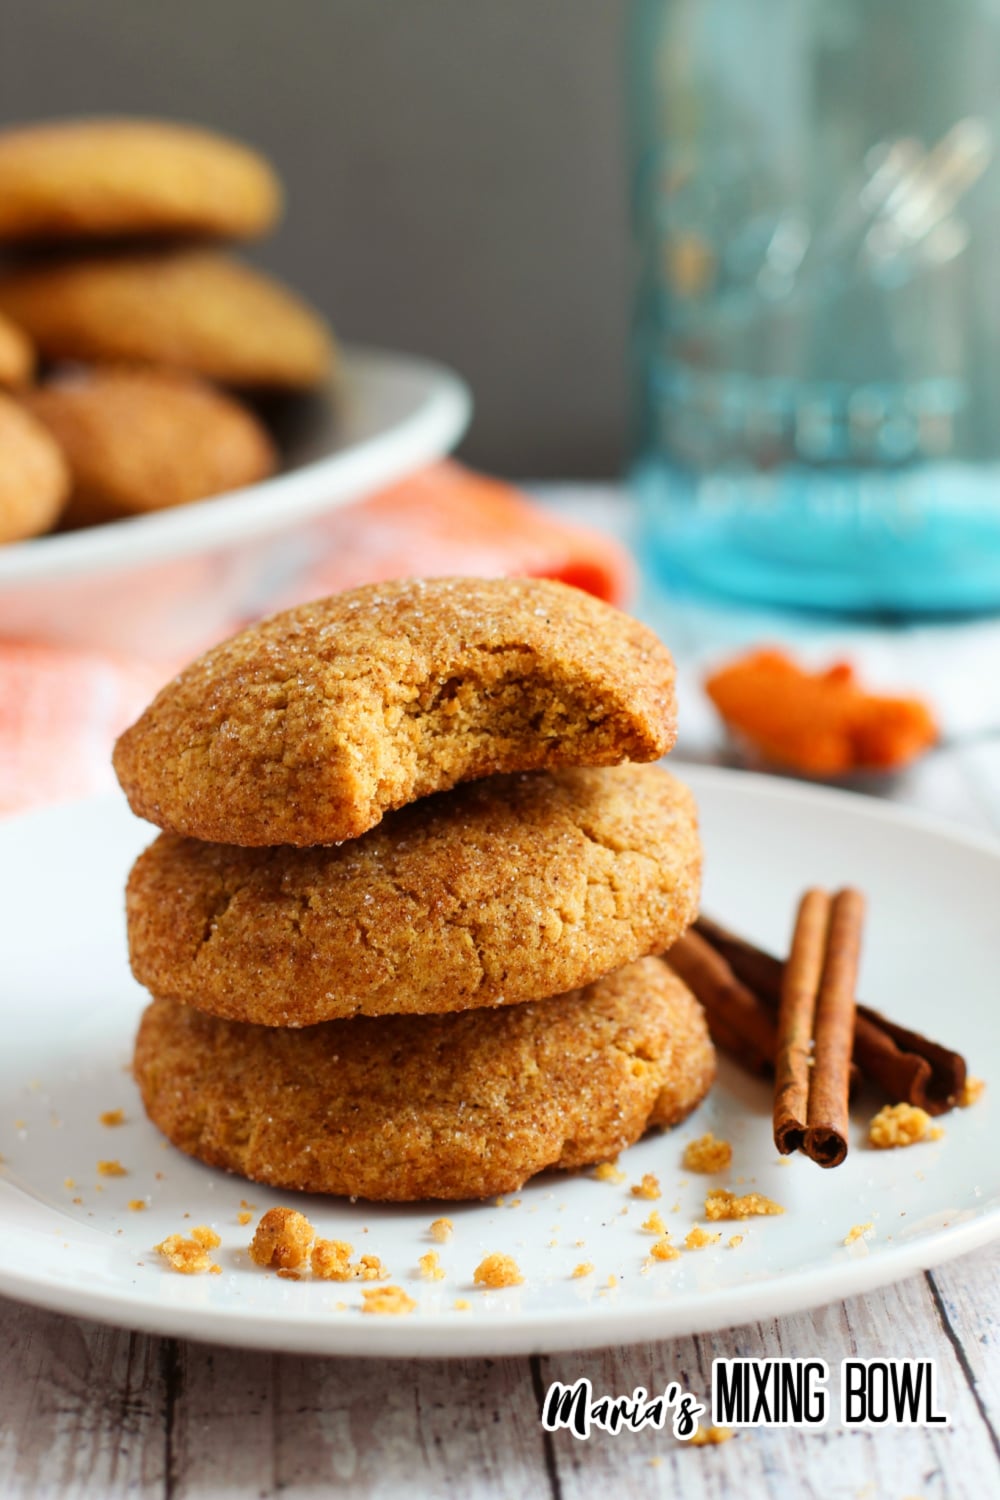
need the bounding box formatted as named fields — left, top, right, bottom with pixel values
left=126, top=763, right=700, bottom=1025
left=0, top=118, right=281, bottom=243
left=23, top=368, right=277, bottom=526
left=0, top=392, right=70, bottom=544
left=133, top=958, right=716, bottom=1202
left=113, top=576, right=678, bottom=847
left=0, top=250, right=334, bottom=390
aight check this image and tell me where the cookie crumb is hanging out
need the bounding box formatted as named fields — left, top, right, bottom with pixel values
left=97, top=1159, right=127, bottom=1177
left=361, top=1285, right=416, bottom=1316
left=418, top=1251, right=446, bottom=1281
left=690, top=1425, right=734, bottom=1446
left=127, top=1199, right=146, bottom=1212
left=684, top=1225, right=721, bottom=1250
left=429, top=1217, right=454, bottom=1243
left=276, top=1269, right=301, bottom=1281
left=572, top=1262, right=595, bottom=1278
left=631, top=1173, right=661, bottom=1200
left=959, top=1076, right=986, bottom=1108
left=99, top=1109, right=125, bottom=1128
left=641, top=1209, right=667, bottom=1235
left=606, top=1273, right=618, bottom=1287
left=593, top=1161, right=627, bottom=1184
left=249, top=1207, right=314, bottom=1269
left=728, top=1234, right=744, bottom=1249
left=155, top=1229, right=221, bottom=1275
left=683, top=1133, right=733, bottom=1174
left=650, top=1236, right=680, bottom=1262
left=705, top=1189, right=784, bottom=1221
left=473, top=1253, right=524, bottom=1288
left=868, top=1103, right=937, bottom=1149
left=237, top=1211, right=252, bottom=1226
left=844, top=1222, right=874, bottom=1245
left=311, top=1239, right=355, bottom=1281
left=357, top=1254, right=389, bottom=1282
left=454, top=1298, right=471, bottom=1311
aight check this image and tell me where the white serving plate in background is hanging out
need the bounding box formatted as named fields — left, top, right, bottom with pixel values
left=0, top=347, right=471, bottom=657
left=0, top=766, right=996, bottom=1357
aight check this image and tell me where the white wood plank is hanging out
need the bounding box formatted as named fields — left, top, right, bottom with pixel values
left=928, top=1242, right=1000, bottom=1438
left=171, top=1344, right=550, bottom=1500
left=169, top=1342, right=275, bottom=1499
left=540, top=1260, right=999, bottom=1500
left=0, top=1296, right=165, bottom=1499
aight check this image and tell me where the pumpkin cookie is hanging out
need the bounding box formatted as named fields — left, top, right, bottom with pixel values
left=126, top=764, right=700, bottom=1025
left=0, top=392, right=69, bottom=543
left=0, top=118, right=280, bottom=243
left=0, top=310, right=34, bottom=389
left=23, top=368, right=277, bottom=526
left=0, top=250, right=334, bottom=389
left=133, top=958, right=716, bottom=1201
left=113, top=576, right=677, bottom=846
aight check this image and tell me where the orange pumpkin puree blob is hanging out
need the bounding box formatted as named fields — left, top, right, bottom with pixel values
left=704, top=648, right=937, bottom=776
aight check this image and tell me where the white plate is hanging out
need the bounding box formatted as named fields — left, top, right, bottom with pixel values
left=0, top=766, right=997, bottom=1357
left=0, top=347, right=471, bottom=657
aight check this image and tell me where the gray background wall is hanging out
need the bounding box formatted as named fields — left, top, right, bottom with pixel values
left=0, top=1, right=632, bottom=476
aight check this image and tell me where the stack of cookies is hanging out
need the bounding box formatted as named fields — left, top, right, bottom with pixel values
left=0, top=116, right=334, bottom=544
left=115, top=577, right=715, bottom=1201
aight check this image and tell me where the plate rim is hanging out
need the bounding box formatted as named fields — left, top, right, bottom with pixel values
left=0, top=1206, right=994, bottom=1359
left=682, top=758, right=1000, bottom=855
left=0, top=344, right=472, bottom=587
left=1, top=764, right=998, bottom=1357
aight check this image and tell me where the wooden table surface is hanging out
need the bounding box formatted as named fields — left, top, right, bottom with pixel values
left=3, top=509, right=1000, bottom=1498
left=4, top=1239, right=999, bottom=1498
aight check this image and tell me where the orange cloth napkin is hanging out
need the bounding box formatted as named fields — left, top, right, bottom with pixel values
left=0, top=462, right=633, bottom=817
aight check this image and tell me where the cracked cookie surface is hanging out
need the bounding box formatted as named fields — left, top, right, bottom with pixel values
left=113, top=576, right=678, bottom=847
left=126, top=763, right=700, bottom=1025
left=133, top=958, right=715, bottom=1200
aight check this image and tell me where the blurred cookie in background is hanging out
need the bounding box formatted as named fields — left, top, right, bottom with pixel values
left=0, top=393, right=69, bottom=544
left=0, top=118, right=281, bottom=244
left=0, top=249, right=335, bottom=390
left=0, top=114, right=344, bottom=548
left=0, top=311, right=34, bottom=390
left=22, top=367, right=278, bottom=527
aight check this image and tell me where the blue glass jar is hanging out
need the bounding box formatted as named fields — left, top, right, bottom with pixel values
left=629, top=0, right=1000, bottom=612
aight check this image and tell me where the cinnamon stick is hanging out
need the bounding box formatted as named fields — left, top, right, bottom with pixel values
left=667, top=930, right=778, bottom=1075
left=804, top=889, right=864, bottom=1167
left=850, top=1012, right=967, bottom=1115
left=773, top=890, right=831, bottom=1156
left=694, top=916, right=966, bottom=1114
